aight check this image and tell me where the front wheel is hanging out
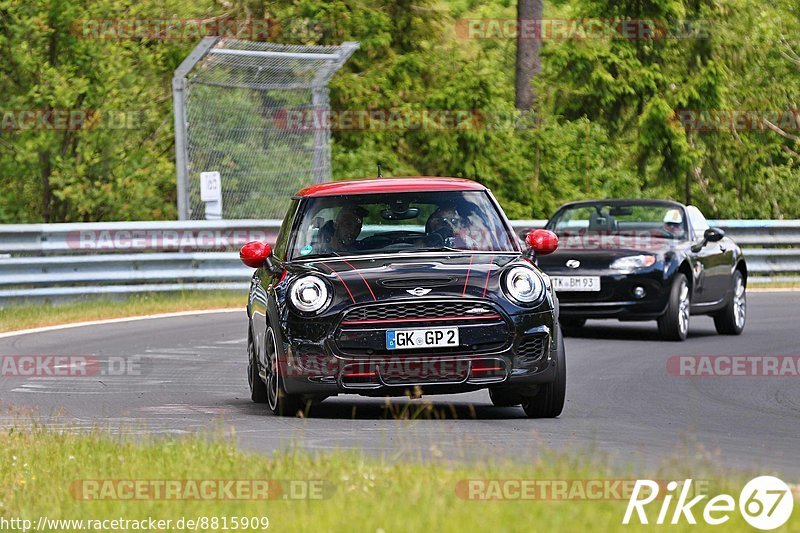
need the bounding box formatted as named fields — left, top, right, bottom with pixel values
left=657, top=273, right=690, bottom=341
left=265, top=326, right=305, bottom=417
left=521, top=328, right=566, bottom=418
left=713, top=270, right=746, bottom=335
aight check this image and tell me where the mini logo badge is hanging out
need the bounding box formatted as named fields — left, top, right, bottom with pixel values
left=406, top=287, right=432, bottom=297
left=566, top=259, right=581, bottom=269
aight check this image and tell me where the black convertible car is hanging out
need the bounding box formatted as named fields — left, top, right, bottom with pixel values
left=239, top=177, right=566, bottom=417
left=537, top=199, right=747, bottom=341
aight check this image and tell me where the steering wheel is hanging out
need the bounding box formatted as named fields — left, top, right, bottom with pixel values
left=423, top=232, right=445, bottom=247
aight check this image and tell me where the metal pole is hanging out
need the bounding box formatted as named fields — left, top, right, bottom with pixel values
left=311, top=86, right=328, bottom=184
left=208, top=49, right=341, bottom=60
left=172, top=37, right=219, bottom=220
left=172, top=77, right=189, bottom=220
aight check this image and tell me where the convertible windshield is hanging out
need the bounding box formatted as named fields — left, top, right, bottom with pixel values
left=548, top=202, right=688, bottom=239
left=289, top=191, right=516, bottom=259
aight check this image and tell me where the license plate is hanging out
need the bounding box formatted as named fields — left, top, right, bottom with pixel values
left=386, top=328, right=459, bottom=350
left=552, top=276, right=601, bottom=292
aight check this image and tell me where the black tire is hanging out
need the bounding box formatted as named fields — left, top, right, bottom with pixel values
left=489, top=388, right=521, bottom=407
left=657, top=273, right=690, bottom=341
left=264, top=326, right=305, bottom=417
left=247, top=328, right=269, bottom=404
left=560, top=317, right=586, bottom=329
left=713, top=270, right=746, bottom=335
left=521, top=328, right=566, bottom=418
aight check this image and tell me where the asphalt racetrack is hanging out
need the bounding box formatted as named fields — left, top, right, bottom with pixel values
left=1, top=292, right=798, bottom=474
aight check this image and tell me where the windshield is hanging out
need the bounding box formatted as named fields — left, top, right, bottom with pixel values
left=289, top=191, right=516, bottom=259
left=548, top=203, right=688, bottom=240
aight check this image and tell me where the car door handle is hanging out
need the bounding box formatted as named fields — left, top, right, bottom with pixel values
left=719, top=245, right=727, bottom=252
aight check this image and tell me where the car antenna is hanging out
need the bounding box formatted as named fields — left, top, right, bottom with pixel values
left=377, top=163, right=382, bottom=178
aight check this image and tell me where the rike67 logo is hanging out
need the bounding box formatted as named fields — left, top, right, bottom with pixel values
left=623, top=476, right=794, bottom=530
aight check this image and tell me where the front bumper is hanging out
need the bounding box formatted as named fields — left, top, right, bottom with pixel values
left=280, top=299, right=557, bottom=396
left=552, top=272, right=670, bottom=320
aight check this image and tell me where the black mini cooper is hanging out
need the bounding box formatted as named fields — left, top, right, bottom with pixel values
left=239, top=177, right=566, bottom=417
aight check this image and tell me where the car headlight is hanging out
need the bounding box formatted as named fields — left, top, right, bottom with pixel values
left=289, top=275, right=331, bottom=313
left=610, top=255, right=656, bottom=271
left=504, top=266, right=546, bottom=304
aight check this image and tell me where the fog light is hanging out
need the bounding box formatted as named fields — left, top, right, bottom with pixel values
left=633, top=286, right=646, bottom=299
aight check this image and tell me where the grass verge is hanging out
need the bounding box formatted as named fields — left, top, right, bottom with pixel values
left=0, top=291, right=244, bottom=333
left=0, top=426, right=780, bottom=532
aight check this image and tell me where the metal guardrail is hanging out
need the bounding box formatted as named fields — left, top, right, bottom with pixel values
left=0, top=219, right=797, bottom=301
left=0, top=220, right=281, bottom=254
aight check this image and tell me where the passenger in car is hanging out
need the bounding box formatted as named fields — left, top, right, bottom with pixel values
left=326, top=206, right=368, bottom=253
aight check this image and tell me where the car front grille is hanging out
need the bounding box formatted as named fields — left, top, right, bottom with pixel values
left=341, top=301, right=499, bottom=323
left=335, top=300, right=509, bottom=357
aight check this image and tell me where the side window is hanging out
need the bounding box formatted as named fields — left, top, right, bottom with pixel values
left=686, top=205, right=709, bottom=240
left=273, top=199, right=298, bottom=260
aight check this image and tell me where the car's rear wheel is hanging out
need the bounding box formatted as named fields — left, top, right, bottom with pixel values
left=247, top=328, right=268, bottom=403
left=713, top=270, right=746, bottom=335
left=657, top=273, right=690, bottom=341
left=265, top=326, right=304, bottom=417
left=521, top=328, right=566, bottom=418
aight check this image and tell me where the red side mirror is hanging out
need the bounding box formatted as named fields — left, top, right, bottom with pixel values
left=526, top=229, right=558, bottom=255
left=239, top=241, right=273, bottom=268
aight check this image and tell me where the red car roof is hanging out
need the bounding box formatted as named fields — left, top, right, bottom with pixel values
left=295, top=177, right=487, bottom=197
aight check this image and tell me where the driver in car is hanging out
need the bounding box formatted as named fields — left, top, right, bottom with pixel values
left=425, top=205, right=481, bottom=249
left=662, top=209, right=687, bottom=239
left=426, top=206, right=461, bottom=237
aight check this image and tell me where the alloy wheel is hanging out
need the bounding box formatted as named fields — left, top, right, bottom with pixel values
left=733, top=276, right=746, bottom=329
left=266, top=328, right=280, bottom=412
left=678, top=280, right=690, bottom=337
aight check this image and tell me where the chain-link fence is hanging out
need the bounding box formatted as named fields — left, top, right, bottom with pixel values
left=173, top=37, right=358, bottom=220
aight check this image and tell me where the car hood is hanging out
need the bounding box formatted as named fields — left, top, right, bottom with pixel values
left=286, top=253, right=524, bottom=307
left=538, top=235, right=676, bottom=272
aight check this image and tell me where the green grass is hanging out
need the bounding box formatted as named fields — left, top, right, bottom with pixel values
left=0, top=291, right=245, bottom=333
left=749, top=282, right=800, bottom=290
left=0, top=426, right=784, bottom=532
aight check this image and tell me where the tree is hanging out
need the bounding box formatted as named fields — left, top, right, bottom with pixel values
left=515, top=0, right=543, bottom=111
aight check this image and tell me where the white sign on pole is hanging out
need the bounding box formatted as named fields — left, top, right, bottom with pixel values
left=200, top=171, right=222, bottom=202
left=200, top=171, right=222, bottom=220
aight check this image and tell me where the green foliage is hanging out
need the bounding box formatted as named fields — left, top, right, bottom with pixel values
left=0, top=0, right=797, bottom=221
